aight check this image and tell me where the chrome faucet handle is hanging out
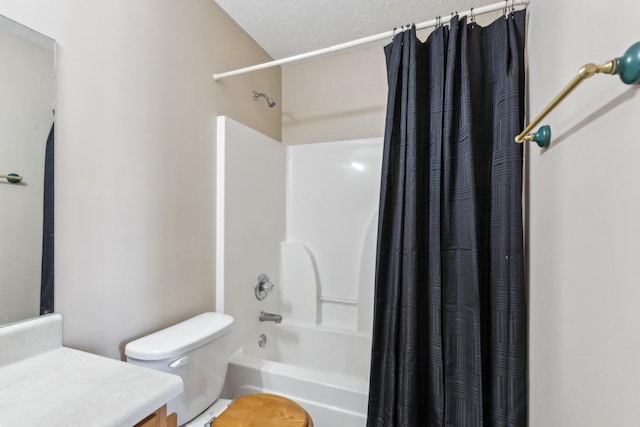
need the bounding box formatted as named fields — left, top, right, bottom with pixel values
left=255, top=273, right=274, bottom=300
left=262, top=281, right=274, bottom=293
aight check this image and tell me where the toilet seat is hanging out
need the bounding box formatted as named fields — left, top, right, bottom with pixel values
left=212, top=393, right=314, bottom=427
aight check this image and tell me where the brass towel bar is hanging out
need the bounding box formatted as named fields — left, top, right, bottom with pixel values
left=516, top=42, right=640, bottom=147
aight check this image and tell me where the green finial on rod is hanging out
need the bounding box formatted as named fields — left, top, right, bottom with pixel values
left=1, top=173, right=22, bottom=184
left=614, top=41, right=640, bottom=85
left=532, top=125, right=551, bottom=148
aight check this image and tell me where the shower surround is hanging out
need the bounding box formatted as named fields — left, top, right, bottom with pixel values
left=282, top=134, right=381, bottom=332
left=216, top=116, right=381, bottom=425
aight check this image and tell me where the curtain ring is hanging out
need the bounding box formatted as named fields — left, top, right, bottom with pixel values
left=470, top=8, right=476, bottom=28
left=504, top=0, right=508, bottom=18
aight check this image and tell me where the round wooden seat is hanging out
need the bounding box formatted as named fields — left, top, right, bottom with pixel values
left=212, top=393, right=314, bottom=427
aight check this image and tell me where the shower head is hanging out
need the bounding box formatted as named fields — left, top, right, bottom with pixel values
left=252, top=90, right=276, bottom=108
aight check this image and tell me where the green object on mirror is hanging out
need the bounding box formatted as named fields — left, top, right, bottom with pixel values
left=6, top=173, right=22, bottom=184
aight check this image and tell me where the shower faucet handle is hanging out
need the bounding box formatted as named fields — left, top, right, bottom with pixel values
left=255, top=274, right=275, bottom=300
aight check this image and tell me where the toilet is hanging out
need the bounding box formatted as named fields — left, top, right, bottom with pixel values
left=125, top=312, right=313, bottom=427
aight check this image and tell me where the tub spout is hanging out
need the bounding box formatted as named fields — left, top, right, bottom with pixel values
left=259, top=311, right=282, bottom=324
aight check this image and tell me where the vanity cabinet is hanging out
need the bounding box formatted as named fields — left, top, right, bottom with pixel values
left=134, top=405, right=177, bottom=427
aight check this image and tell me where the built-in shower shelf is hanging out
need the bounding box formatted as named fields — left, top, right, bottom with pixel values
left=319, top=296, right=358, bottom=305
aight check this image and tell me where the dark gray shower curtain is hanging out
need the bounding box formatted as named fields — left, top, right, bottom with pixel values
left=40, top=123, right=54, bottom=315
left=367, top=11, right=526, bottom=427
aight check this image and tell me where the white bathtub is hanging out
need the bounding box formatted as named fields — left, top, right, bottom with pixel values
left=221, top=322, right=371, bottom=427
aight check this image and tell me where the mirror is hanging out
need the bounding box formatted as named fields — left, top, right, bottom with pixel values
left=0, top=15, right=55, bottom=326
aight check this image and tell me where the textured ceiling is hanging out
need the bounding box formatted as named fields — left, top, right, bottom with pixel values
left=214, top=0, right=500, bottom=60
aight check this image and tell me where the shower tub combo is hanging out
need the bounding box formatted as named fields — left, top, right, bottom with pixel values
left=221, top=322, right=370, bottom=427
left=217, top=117, right=382, bottom=427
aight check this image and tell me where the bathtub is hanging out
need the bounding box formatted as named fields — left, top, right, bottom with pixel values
left=221, top=322, right=371, bottom=427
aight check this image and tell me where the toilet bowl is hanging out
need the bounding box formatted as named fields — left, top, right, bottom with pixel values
left=125, top=312, right=312, bottom=426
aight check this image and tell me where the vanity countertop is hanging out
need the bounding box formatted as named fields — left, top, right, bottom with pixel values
left=0, top=315, right=183, bottom=427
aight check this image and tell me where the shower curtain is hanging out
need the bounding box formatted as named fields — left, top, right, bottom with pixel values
left=40, top=122, right=54, bottom=315
left=367, top=11, right=526, bottom=427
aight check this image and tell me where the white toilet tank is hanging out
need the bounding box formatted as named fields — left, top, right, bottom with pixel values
left=125, top=312, right=234, bottom=426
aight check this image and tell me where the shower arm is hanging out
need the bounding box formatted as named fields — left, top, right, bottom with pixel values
left=515, top=41, right=640, bottom=148
left=252, top=91, right=276, bottom=108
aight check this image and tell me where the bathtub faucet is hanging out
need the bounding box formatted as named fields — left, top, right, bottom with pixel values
left=259, top=311, right=282, bottom=324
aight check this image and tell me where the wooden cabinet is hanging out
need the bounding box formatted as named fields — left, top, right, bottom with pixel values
left=134, top=405, right=177, bottom=427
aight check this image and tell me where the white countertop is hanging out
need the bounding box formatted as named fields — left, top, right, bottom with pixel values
left=0, top=315, right=183, bottom=427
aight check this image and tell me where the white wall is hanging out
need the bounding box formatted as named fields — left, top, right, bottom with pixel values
left=0, top=0, right=281, bottom=359
left=528, top=1, right=640, bottom=425
left=216, top=116, right=285, bottom=353
left=0, top=30, right=53, bottom=325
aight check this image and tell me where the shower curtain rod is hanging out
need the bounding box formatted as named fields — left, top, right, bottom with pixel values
left=212, top=0, right=529, bottom=81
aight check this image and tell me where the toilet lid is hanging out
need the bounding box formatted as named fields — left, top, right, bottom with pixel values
left=212, top=393, right=313, bottom=427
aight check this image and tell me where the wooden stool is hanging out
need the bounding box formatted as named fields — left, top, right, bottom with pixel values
left=212, top=393, right=314, bottom=427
